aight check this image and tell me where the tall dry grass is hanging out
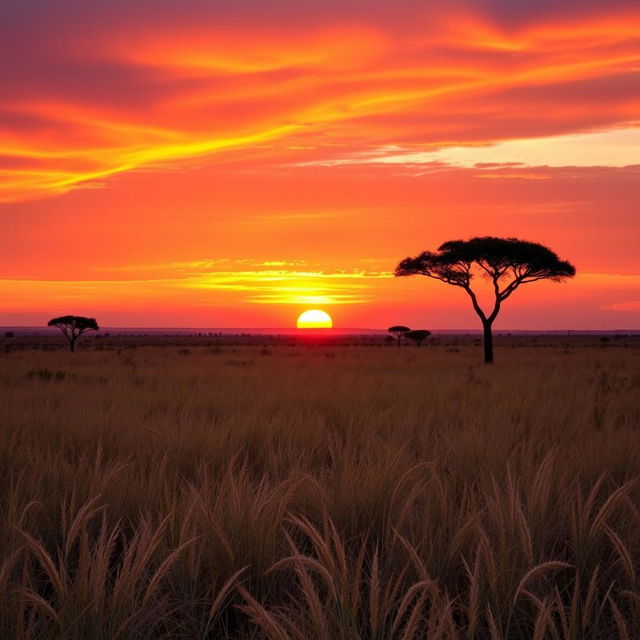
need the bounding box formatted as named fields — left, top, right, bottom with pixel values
left=1, top=339, right=640, bottom=638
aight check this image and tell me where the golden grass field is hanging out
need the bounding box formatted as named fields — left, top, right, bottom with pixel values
left=1, top=336, right=640, bottom=639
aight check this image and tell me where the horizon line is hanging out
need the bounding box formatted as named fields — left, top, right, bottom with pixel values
left=2, top=325, right=639, bottom=334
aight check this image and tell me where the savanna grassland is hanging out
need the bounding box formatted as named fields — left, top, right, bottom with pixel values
left=1, top=336, right=640, bottom=639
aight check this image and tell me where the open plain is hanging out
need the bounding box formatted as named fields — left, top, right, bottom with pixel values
left=1, top=335, right=640, bottom=639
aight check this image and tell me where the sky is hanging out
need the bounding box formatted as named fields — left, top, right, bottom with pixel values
left=1, top=0, right=639, bottom=329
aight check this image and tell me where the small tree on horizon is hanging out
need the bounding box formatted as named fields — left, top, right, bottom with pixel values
left=47, top=316, right=99, bottom=352
left=395, top=236, right=575, bottom=363
left=404, top=329, right=431, bottom=347
left=388, top=325, right=410, bottom=347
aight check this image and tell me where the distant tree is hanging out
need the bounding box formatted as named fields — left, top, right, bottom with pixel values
left=47, top=316, right=99, bottom=352
left=3, top=331, right=14, bottom=338
left=405, top=329, right=431, bottom=347
left=388, top=325, right=411, bottom=347
left=395, top=237, right=575, bottom=363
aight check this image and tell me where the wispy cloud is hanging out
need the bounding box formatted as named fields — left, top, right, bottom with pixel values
left=299, top=127, right=640, bottom=171
left=0, top=260, right=392, bottom=308
left=1, top=4, right=639, bottom=201
left=185, top=265, right=391, bottom=304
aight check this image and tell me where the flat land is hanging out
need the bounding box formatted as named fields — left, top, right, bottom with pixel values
left=1, top=336, right=640, bottom=639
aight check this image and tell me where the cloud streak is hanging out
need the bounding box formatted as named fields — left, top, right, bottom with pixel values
left=0, top=260, right=392, bottom=311
left=300, top=127, right=640, bottom=170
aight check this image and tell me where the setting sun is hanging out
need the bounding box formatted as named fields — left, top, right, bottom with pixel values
left=296, top=309, right=333, bottom=329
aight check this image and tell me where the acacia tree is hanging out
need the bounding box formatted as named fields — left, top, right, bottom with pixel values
left=395, top=237, right=575, bottom=363
left=388, top=325, right=410, bottom=347
left=405, top=329, right=431, bottom=347
left=47, top=316, right=99, bottom=352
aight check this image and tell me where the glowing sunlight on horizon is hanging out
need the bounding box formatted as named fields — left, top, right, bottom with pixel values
left=297, top=310, right=334, bottom=329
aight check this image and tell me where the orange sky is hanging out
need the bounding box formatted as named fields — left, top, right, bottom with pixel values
left=1, top=0, right=639, bottom=329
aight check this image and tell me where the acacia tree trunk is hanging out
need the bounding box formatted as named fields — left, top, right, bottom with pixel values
left=482, top=320, right=493, bottom=364
left=69, top=337, right=76, bottom=352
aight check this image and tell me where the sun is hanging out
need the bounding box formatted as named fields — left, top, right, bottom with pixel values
left=297, top=309, right=333, bottom=329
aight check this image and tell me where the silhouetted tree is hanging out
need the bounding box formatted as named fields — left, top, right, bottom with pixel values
left=395, top=237, right=575, bottom=363
left=405, top=329, right=431, bottom=347
left=388, top=325, right=410, bottom=347
left=47, top=316, right=99, bottom=352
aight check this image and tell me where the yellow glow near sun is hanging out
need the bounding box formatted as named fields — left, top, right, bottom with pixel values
left=297, top=309, right=333, bottom=329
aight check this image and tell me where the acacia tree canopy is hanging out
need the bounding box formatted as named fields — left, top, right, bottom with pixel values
left=48, top=315, right=99, bottom=352
left=388, top=325, right=410, bottom=334
left=395, top=236, right=575, bottom=362
left=404, top=329, right=431, bottom=346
